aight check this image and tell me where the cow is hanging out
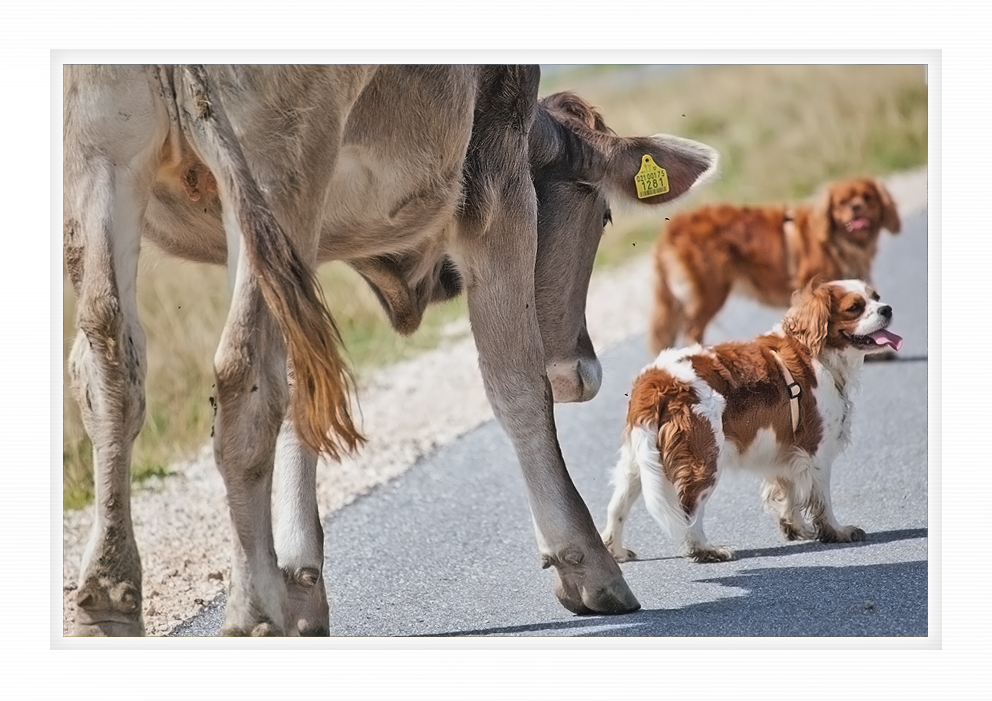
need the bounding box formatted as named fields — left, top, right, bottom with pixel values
left=63, top=65, right=718, bottom=636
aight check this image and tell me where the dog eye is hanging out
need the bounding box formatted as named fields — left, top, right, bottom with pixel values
left=603, top=208, right=613, bottom=228
left=847, top=302, right=864, bottom=313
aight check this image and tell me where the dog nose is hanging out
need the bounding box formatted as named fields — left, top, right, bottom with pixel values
left=878, top=305, right=892, bottom=319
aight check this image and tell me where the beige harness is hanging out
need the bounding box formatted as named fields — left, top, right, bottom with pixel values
left=783, top=209, right=799, bottom=282
left=770, top=351, right=801, bottom=433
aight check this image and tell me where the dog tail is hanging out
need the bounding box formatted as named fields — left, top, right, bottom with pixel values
left=628, top=422, right=689, bottom=542
left=173, top=65, right=364, bottom=459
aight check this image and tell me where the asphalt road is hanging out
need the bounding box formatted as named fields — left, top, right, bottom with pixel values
left=173, top=208, right=928, bottom=637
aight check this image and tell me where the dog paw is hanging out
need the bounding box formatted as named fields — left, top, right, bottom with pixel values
left=689, top=545, right=734, bottom=563
left=779, top=519, right=814, bottom=541
left=611, top=547, right=637, bottom=563
left=817, top=525, right=866, bottom=543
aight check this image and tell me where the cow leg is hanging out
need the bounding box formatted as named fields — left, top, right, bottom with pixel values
left=273, top=417, right=330, bottom=636
left=65, top=164, right=148, bottom=637
left=212, top=255, right=293, bottom=636
left=460, top=177, right=638, bottom=616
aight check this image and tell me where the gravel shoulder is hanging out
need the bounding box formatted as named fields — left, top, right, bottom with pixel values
left=60, top=167, right=928, bottom=636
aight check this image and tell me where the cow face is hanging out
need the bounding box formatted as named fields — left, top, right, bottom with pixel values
left=530, top=92, right=718, bottom=403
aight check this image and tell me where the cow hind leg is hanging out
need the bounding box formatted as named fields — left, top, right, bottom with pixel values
left=66, top=166, right=148, bottom=636
left=273, top=419, right=330, bottom=636
left=212, top=272, right=294, bottom=636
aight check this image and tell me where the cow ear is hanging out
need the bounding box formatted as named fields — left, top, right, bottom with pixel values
left=874, top=179, right=902, bottom=234
left=602, top=134, right=718, bottom=206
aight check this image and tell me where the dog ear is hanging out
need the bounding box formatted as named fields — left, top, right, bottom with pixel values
left=807, top=187, right=834, bottom=242
left=874, top=180, right=902, bottom=234
left=782, top=280, right=831, bottom=354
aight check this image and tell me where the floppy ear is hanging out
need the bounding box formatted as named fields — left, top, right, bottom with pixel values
left=601, top=134, right=719, bottom=206
left=806, top=187, right=835, bottom=243
left=874, top=180, right=902, bottom=234
left=781, top=282, right=831, bottom=354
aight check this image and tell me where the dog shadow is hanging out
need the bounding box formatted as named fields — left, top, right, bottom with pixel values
left=629, top=526, right=928, bottom=563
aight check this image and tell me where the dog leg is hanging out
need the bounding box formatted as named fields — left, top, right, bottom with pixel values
left=684, top=280, right=731, bottom=346
left=762, top=477, right=815, bottom=541
left=683, top=497, right=734, bottom=563
left=649, top=253, right=685, bottom=354
left=807, top=461, right=866, bottom=543
left=601, top=443, right=643, bottom=562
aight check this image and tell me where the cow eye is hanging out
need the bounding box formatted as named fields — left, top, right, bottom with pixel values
left=603, top=208, right=612, bottom=228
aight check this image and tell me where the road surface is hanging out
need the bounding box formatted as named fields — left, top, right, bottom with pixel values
left=172, top=208, right=928, bottom=637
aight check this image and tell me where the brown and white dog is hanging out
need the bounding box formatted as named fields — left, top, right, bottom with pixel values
left=602, top=279, right=902, bottom=563
left=650, top=177, right=901, bottom=353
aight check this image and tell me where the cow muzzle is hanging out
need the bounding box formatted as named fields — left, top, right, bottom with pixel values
left=547, top=356, right=602, bottom=403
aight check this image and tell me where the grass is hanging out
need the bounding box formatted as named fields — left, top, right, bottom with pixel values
left=61, top=64, right=927, bottom=510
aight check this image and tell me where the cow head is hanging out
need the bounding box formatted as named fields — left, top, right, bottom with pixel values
left=529, top=92, right=718, bottom=402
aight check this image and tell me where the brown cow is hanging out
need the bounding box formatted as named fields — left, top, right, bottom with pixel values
left=64, top=65, right=717, bottom=635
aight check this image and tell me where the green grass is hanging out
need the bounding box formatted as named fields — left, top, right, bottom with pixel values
left=62, top=64, right=928, bottom=510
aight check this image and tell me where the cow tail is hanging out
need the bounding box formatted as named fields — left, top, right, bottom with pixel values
left=173, top=65, right=365, bottom=459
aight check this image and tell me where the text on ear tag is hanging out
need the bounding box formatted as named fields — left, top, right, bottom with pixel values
left=634, top=155, right=670, bottom=199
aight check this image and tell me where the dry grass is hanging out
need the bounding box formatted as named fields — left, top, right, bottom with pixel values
left=61, top=63, right=927, bottom=510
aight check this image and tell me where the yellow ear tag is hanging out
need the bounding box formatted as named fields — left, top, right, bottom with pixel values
left=634, top=155, right=670, bottom=199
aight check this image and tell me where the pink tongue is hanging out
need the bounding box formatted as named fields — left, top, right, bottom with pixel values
left=868, top=328, right=903, bottom=351
left=846, top=217, right=870, bottom=232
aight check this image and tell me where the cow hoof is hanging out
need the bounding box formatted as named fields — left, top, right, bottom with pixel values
left=283, top=566, right=330, bottom=636
left=545, top=547, right=641, bottom=615
left=73, top=617, right=145, bottom=637
left=73, top=579, right=144, bottom=636
left=221, top=619, right=287, bottom=637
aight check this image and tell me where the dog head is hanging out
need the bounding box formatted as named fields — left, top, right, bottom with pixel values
left=812, top=178, right=901, bottom=246
left=781, top=279, right=902, bottom=357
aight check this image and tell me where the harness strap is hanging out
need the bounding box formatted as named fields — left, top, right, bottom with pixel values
left=770, top=351, right=801, bottom=433
left=783, top=209, right=798, bottom=283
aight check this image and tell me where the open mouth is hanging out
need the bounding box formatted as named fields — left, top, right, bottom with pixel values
left=843, top=327, right=903, bottom=351
left=845, top=217, right=872, bottom=233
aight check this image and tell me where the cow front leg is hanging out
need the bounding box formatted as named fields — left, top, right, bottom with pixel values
left=471, top=299, right=639, bottom=615
left=213, top=273, right=294, bottom=636
left=273, top=415, right=330, bottom=636
left=459, top=193, right=639, bottom=617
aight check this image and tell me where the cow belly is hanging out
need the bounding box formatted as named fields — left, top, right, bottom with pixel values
left=143, top=182, right=228, bottom=264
